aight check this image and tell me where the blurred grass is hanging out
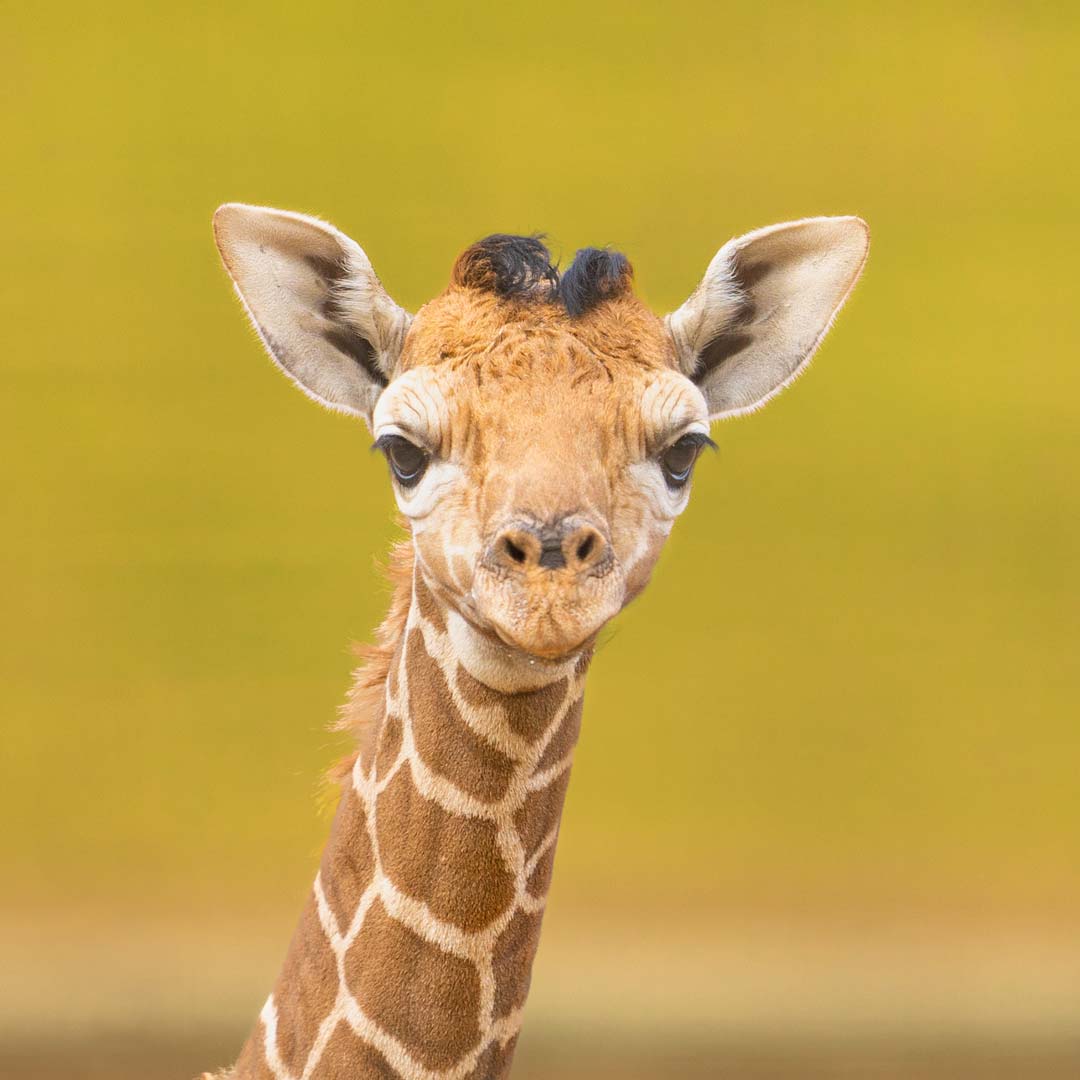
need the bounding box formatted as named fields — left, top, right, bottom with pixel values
left=2, top=1, right=1079, bottom=1070
left=7, top=1036, right=1080, bottom=1080
left=4, top=908, right=1080, bottom=1076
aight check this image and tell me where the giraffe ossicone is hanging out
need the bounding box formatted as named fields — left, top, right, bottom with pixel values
left=205, top=206, right=869, bottom=1079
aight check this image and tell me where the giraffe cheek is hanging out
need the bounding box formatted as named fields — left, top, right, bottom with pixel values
left=412, top=533, right=451, bottom=593
left=411, top=515, right=480, bottom=603
left=622, top=531, right=666, bottom=604
left=406, top=628, right=517, bottom=803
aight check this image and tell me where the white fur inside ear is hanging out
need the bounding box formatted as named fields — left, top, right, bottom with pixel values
left=666, top=216, right=869, bottom=419
left=665, top=252, right=745, bottom=371
left=212, top=203, right=412, bottom=424
left=332, top=242, right=413, bottom=379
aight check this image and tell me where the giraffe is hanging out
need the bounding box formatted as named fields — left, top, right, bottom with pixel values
left=205, top=205, right=869, bottom=1079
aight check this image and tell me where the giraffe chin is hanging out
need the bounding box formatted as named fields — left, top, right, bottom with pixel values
left=471, top=569, right=624, bottom=661
left=490, top=621, right=598, bottom=662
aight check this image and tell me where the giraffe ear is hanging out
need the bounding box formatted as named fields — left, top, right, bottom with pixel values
left=665, top=216, right=869, bottom=419
left=213, top=204, right=411, bottom=425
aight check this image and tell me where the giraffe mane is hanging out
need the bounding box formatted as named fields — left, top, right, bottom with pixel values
left=450, top=233, right=634, bottom=316
left=329, top=533, right=415, bottom=784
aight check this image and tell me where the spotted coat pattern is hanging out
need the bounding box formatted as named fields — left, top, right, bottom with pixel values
left=228, top=574, right=587, bottom=1079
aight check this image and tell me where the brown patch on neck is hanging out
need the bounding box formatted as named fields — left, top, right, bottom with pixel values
left=492, top=909, right=544, bottom=1019
left=310, top=1026, right=398, bottom=1079
left=464, top=1036, right=518, bottom=1080
left=376, top=767, right=516, bottom=932
left=346, top=898, right=482, bottom=1070
left=319, top=785, right=374, bottom=933
left=232, top=894, right=337, bottom=1078
left=407, top=629, right=517, bottom=802
left=456, top=665, right=571, bottom=743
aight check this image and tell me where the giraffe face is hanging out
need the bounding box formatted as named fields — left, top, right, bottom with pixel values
left=214, top=206, right=868, bottom=660
left=372, top=287, right=711, bottom=659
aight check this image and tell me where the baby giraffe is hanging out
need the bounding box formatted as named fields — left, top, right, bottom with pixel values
left=206, top=205, right=868, bottom=1079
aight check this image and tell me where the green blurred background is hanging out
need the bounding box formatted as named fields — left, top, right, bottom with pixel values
left=3, top=3, right=1078, bottom=1077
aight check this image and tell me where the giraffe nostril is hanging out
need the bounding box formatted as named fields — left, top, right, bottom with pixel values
left=504, top=537, right=527, bottom=564
left=491, top=519, right=607, bottom=574
left=566, top=525, right=607, bottom=570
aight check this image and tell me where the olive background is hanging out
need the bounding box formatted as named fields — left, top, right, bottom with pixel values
left=3, top=3, right=1078, bottom=1077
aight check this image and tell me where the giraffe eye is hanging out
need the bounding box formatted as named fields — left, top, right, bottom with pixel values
left=375, top=434, right=430, bottom=488
left=658, top=432, right=714, bottom=489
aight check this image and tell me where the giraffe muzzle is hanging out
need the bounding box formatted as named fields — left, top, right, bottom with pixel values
left=473, top=515, right=623, bottom=659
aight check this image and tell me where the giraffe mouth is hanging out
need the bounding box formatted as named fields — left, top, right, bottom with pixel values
left=470, top=562, right=624, bottom=660
left=487, top=616, right=598, bottom=661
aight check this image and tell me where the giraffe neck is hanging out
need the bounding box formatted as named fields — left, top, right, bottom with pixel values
left=231, top=569, right=588, bottom=1080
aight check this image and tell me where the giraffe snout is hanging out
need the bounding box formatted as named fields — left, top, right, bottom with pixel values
left=488, top=517, right=611, bottom=577
left=475, top=514, right=624, bottom=657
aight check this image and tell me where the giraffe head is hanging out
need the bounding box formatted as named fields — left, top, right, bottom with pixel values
left=214, top=206, right=868, bottom=662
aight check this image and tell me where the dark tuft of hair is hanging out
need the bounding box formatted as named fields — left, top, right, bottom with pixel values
left=557, top=247, right=633, bottom=317
left=451, top=234, right=559, bottom=301
left=451, top=234, right=634, bottom=316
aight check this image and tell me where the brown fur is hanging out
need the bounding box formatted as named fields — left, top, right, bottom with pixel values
left=226, top=583, right=585, bottom=1079
left=371, top=283, right=694, bottom=659
left=402, top=285, right=675, bottom=381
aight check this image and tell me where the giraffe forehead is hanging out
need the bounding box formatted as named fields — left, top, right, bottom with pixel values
left=401, top=284, right=674, bottom=374
left=379, top=366, right=635, bottom=464
left=380, top=297, right=700, bottom=459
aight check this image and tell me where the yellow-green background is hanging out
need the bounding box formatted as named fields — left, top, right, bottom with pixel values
left=3, top=3, right=1078, bottom=1077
